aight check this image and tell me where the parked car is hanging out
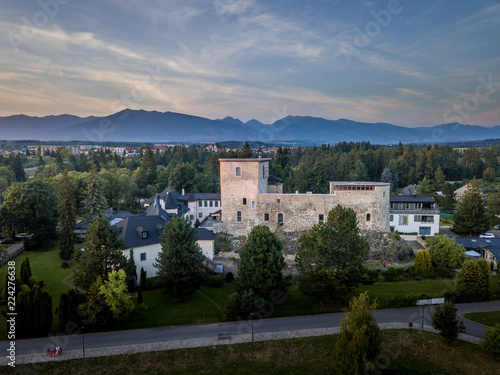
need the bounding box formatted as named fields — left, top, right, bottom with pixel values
left=480, top=232, right=495, bottom=239
left=494, top=224, right=500, bottom=230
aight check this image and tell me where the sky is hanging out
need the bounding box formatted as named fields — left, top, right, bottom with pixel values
left=1, top=0, right=499, bottom=126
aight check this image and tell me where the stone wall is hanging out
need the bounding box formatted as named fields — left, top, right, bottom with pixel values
left=220, top=158, right=390, bottom=237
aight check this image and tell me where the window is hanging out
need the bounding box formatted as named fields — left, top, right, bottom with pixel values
left=243, top=198, right=247, bottom=205
left=215, top=201, right=218, bottom=207
left=236, top=167, right=241, bottom=176
left=278, top=213, right=284, bottom=225
left=190, top=215, right=194, bottom=220
left=199, top=212, right=203, bottom=218
left=252, top=201, right=255, bottom=208
left=264, top=213, right=269, bottom=221
left=142, top=231, right=148, bottom=239
left=140, top=253, right=146, bottom=261
left=366, top=213, right=371, bottom=222
left=319, top=214, right=324, bottom=222
left=210, top=201, right=213, bottom=207
left=399, top=215, right=408, bottom=225
left=277, top=199, right=280, bottom=203
left=204, top=201, right=208, bottom=207
left=237, top=211, right=242, bottom=222
left=390, top=215, right=393, bottom=222
left=199, top=201, right=202, bottom=207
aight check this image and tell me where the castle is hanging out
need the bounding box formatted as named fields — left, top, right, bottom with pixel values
left=219, top=158, right=390, bottom=235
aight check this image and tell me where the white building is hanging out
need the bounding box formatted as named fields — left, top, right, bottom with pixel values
left=389, top=195, right=440, bottom=235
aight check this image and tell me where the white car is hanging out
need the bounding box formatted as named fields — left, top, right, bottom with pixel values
left=480, top=232, right=495, bottom=239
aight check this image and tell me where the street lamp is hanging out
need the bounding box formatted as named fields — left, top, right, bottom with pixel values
left=82, top=326, right=85, bottom=356
left=250, top=313, right=254, bottom=342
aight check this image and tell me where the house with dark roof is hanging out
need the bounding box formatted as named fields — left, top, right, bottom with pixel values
left=454, top=237, right=499, bottom=270
left=400, top=184, right=419, bottom=196
left=143, top=188, right=221, bottom=226
left=115, top=196, right=217, bottom=280
left=74, top=208, right=134, bottom=241
left=389, top=195, right=440, bottom=235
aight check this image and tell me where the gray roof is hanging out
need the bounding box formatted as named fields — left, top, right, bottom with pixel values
left=114, top=216, right=216, bottom=248
left=401, top=185, right=418, bottom=195
left=186, top=193, right=221, bottom=201
left=144, top=195, right=169, bottom=220
left=115, top=215, right=169, bottom=248
left=268, top=175, right=282, bottom=182
left=390, top=195, right=435, bottom=203
left=455, top=237, right=500, bottom=262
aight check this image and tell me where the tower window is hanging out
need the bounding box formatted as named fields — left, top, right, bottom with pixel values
left=243, top=198, right=247, bottom=205
left=366, top=214, right=371, bottom=221
left=278, top=213, right=284, bottom=225
left=237, top=211, right=242, bottom=222
left=264, top=213, right=269, bottom=221
left=236, top=167, right=241, bottom=176
left=319, top=214, right=324, bottom=222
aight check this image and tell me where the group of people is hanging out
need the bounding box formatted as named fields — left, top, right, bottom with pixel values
left=48, top=346, right=62, bottom=357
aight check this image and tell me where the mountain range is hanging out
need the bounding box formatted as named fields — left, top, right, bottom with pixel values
left=0, top=109, right=498, bottom=145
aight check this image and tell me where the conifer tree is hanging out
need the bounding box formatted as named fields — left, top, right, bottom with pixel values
left=413, top=249, right=432, bottom=275
left=154, top=216, right=204, bottom=300
left=237, top=225, right=285, bottom=299
left=453, top=179, right=489, bottom=236
left=431, top=302, right=465, bottom=343
left=20, top=258, right=32, bottom=286
left=58, top=170, right=76, bottom=260
left=433, top=165, right=446, bottom=191
left=83, top=164, right=108, bottom=220
left=238, top=141, right=252, bottom=158
left=335, top=292, right=382, bottom=375
left=417, top=176, right=433, bottom=195
left=74, top=215, right=126, bottom=292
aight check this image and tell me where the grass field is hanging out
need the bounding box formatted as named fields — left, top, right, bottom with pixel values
left=2, top=330, right=498, bottom=375
left=0, top=244, right=77, bottom=338
left=463, top=311, right=500, bottom=327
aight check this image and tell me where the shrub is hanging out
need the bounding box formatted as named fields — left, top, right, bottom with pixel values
left=431, top=301, right=465, bottom=343
left=414, top=249, right=432, bottom=275
left=482, top=323, right=500, bottom=360
left=224, top=290, right=264, bottom=321
left=202, top=274, right=224, bottom=288
left=361, top=269, right=380, bottom=285
left=143, top=275, right=162, bottom=291
left=385, top=267, right=399, bottom=282
left=455, top=259, right=490, bottom=302
left=389, top=293, right=430, bottom=308
left=61, top=261, right=69, bottom=269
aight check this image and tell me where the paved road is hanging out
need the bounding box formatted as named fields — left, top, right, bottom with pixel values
left=6, top=300, right=500, bottom=357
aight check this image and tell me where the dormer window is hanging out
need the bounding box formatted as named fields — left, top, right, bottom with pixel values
left=142, top=231, right=148, bottom=239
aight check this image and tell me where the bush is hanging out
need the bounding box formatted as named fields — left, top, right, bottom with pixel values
left=61, top=261, right=69, bottom=269
left=431, top=301, right=465, bottom=343
left=385, top=267, right=399, bottom=282
left=361, top=269, right=380, bottom=285
left=414, top=249, right=432, bottom=275
left=455, top=259, right=490, bottom=302
left=224, top=290, right=264, bottom=321
left=482, top=323, right=500, bottom=360
left=389, top=293, right=430, bottom=308
left=143, top=275, right=162, bottom=291
left=225, top=272, right=234, bottom=283
left=202, top=274, right=224, bottom=288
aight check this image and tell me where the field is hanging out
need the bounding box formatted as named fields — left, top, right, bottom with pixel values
left=2, top=330, right=499, bottom=375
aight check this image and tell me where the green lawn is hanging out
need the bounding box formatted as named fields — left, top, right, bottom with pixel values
left=0, top=243, right=76, bottom=339
left=119, top=284, right=235, bottom=330
left=357, top=279, right=455, bottom=307
left=4, top=330, right=499, bottom=375
left=463, top=311, right=500, bottom=327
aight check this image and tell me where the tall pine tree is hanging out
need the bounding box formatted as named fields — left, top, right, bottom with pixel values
left=58, top=170, right=76, bottom=260
left=83, top=164, right=107, bottom=220
left=453, top=179, right=489, bottom=236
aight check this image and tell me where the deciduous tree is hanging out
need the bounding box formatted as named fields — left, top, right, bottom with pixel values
left=455, top=259, right=490, bottom=302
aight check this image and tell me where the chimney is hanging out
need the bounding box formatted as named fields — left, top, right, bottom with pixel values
left=182, top=188, right=185, bottom=195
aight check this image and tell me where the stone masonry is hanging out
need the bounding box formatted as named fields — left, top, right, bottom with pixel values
left=219, top=158, right=390, bottom=236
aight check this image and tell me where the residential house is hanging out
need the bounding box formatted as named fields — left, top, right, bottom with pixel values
left=116, top=196, right=217, bottom=280
left=389, top=195, right=440, bottom=235
left=454, top=237, right=499, bottom=270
